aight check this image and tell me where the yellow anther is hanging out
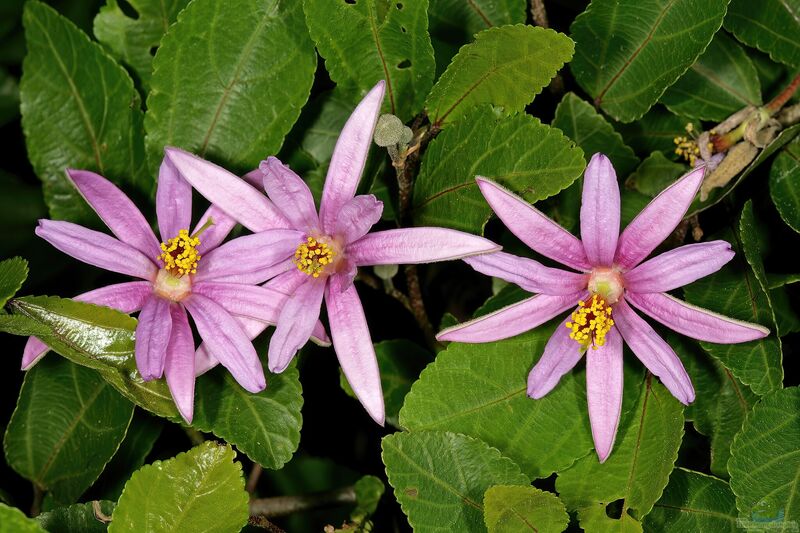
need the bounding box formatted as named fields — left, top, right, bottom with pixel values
left=294, top=236, right=335, bottom=278
left=565, top=294, right=615, bottom=350
left=673, top=135, right=701, bottom=166
left=158, top=229, right=201, bottom=276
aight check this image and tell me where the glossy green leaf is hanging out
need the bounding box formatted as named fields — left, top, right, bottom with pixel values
left=570, top=0, right=728, bottom=122
left=0, top=503, right=45, bottom=533
left=660, top=32, right=762, bottom=121
left=3, top=356, right=134, bottom=504
left=425, top=24, right=573, bottom=128
left=724, top=0, right=800, bottom=69
left=412, top=106, right=584, bottom=233
left=382, top=431, right=529, bottom=531
left=483, top=485, right=569, bottom=533
left=93, top=0, right=190, bottom=87
left=556, top=378, right=683, bottom=529
left=37, top=501, right=115, bottom=533
left=615, top=106, right=697, bottom=156
left=625, top=151, right=685, bottom=197
left=303, top=0, right=434, bottom=121
left=644, top=468, right=738, bottom=532
left=0, top=257, right=28, bottom=308
left=145, top=0, right=315, bottom=174
left=21, top=0, right=148, bottom=222
left=729, top=387, right=800, bottom=529
left=109, top=441, right=249, bottom=533
left=770, top=137, right=800, bottom=233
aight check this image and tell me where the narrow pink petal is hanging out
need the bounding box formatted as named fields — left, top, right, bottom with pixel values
left=135, top=295, right=173, bottom=380
left=164, top=304, right=196, bottom=423
left=260, top=157, right=319, bottom=232
left=436, top=292, right=584, bottom=343
left=21, top=338, right=50, bottom=370
left=626, top=292, right=769, bottom=343
left=36, top=220, right=158, bottom=281
left=156, top=156, right=192, bottom=242
left=334, top=195, right=383, bottom=244
left=586, top=326, right=623, bottom=463
left=193, top=229, right=302, bottom=284
left=527, top=315, right=585, bottom=398
left=476, top=177, right=591, bottom=271
left=581, top=154, right=620, bottom=266
left=268, top=278, right=326, bottom=373
left=184, top=293, right=266, bottom=392
left=326, top=273, right=384, bottom=425
left=319, top=81, right=385, bottom=232
left=613, top=299, right=695, bottom=404
left=66, top=169, right=160, bottom=259
left=263, top=268, right=309, bottom=294
left=464, top=251, right=588, bottom=295
left=242, top=168, right=262, bottom=188
left=193, top=205, right=238, bottom=254
left=614, top=166, right=705, bottom=269
left=194, top=318, right=267, bottom=377
left=624, top=241, right=734, bottom=293
left=347, top=228, right=500, bottom=266
left=164, top=147, right=291, bottom=232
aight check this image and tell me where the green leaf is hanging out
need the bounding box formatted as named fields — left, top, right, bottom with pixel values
left=109, top=441, right=249, bottom=533
left=483, top=485, right=569, bottom=533
left=660, top=32, right=762, bottom=121
left=644, top=468, right=738, bottom=532
left=302, top=0, right=434, bottom=121
left=21, top=0, right=148, bottom=222
left=729, top=387, right=800, bottom=529
left=0, top=503, right=45, bottom=533
left=724, top=0, right=800, bottom=69
left=625, top=151, right=686, bottom=197
left=556, top=377, right=684, bottom=529
left=570, top=0, right=728, bottom=122
left=3, top=356, right=134, bottom=504
left=93, top=0, right=190, bottom=87
left=425, top=24, right=573, bottom=128
left=412, top=106, right=584, bottom=233
left=0, top=257, right=28, bottom=308
left=145, top=0, right=315, bottom=174
left=770, top=137, right=800, bottom=233
left=574, top=503, right=643, bottom=533
left=37, top=501, right=115, bottom=533
left=614, top=106, right=697, bottom=156
left=351, top=475, right=385, bottom=525
left=769, top=285, right=800, bottom=336
left=382, top=431, right=529, bottom=531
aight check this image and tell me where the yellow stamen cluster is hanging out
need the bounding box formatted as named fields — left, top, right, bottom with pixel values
left=158, top=229, right=201, bottom=276
left=566, top=294, right=614, bottom=350
left=294, top=236, right=335, bottom=278
left=674, top=123, right=713, bottom=166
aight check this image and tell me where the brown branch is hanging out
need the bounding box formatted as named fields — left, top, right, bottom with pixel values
left=31, top=485, right=43, bottom=517
left=246, top=464, right=263, bottom=494
left=248, top=516, right=287, bottom=532
left=404, top=264, right=440, bottom=350
left=529, top=0, right=550, bottom=28
left=249, top=486, right=356, bottom=519
left=766, top=72, right=800, bottom=114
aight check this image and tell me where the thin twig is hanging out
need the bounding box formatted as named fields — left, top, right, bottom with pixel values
left=246, top=464, right=263, bottom=494
left=249, top=486, right=357, bottom=518
left=404, top=264, right=440, bottom=350
left=529, top=0, right=565, bottom=95
left=248, top=515, right=287, bottom=532
left=31, top=485, right=43, bottom=517
left=357, top=271, right=414, bottom=315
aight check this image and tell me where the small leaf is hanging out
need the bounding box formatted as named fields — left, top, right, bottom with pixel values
left=36, top=501, right=116, bottom=533
left=570, top=0, right=728, bottom=122
left=109, top=441, right=249, bottom=533
left=412, top=106, right=584, bottom=233
left=625, top=152, right=686, bottom=197
left=724, top=0, right=800, bottom=69
left=3, top=356, right=134, bottom=504
left=770, top=137, right=800, bottom=233
left=382, top=431, right=529, bottom=531
left=353, top=475, right=385, bottom=517
left=483, top=485, right=569, bottom=533
left=425, top=24, right=573, bottom=128
left=0, top=503, right=45, bottom=533
left=644, top=468, right=738, bottom=532
left=575, top=503, right=643, bottom=533
left=0, top=257, right=28, bottom=308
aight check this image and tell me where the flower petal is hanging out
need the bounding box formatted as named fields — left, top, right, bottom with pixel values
left=135, top=295, right=173, bottom=380
left=581, top=153, right=620, bottom=266
left=193, top=229, right=302, bottom=284
left=476, top=177, right=591, bottom=271
left=326, top=273, right=384, bottom=425
left=184, top=293, right=265, bottom=392
left=268, top=277, right=326, bottom=373
left=263, top=268, right=309, bottom=294
left=164, top=304, right=196, bottom=423
left=614, top=166, right=705, bottom=269
left=193, top=205, right=238, bottom=255
left=465, top=251, right=588, bottom=295
left=613, top=298, right=695, bottom=404
left=586, top=326, right=623, bottom=463
left=625, top=291, right=769, bottom=343
left=436, top=292, right=584, bottom=343
left=194, top=318, right=267, bottom=378
left=347, top=228, right=500, bottom=266
left=164, top=147, right=290, bottom=232
left=36, top=220, right=158, bottom=281
left=334, top=195, right=383, bottom=244
left=260, top=156, right=320, bottom=232
left=319, top=81, right=385, bottom=232
left=527, top=315, right=585, bottom=398
left=156, top=155, right=192, bottom=241
left=624, top=241, right=734, bottom=293
left=66, top=169, right=160, bottom=259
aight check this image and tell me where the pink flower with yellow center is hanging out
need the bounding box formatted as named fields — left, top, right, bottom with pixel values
left=165, top=81, right=500, bottom=424
left=23, top=159, right=327, bottom=422
left=437, top=153, right=769, bottom=462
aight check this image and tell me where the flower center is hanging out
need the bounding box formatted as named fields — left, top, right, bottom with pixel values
left=153, top=268, right=192, bottom=302
left=158, top=229, right=201, bottom=276
left=294, top=236, right=336, bottom=278
left=566, top=294, right=614, bottom=350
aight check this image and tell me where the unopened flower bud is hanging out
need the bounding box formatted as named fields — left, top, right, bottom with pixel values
left=374, top=114, right=405, bottom=147
left=374, top=264, right=398, bottom=280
